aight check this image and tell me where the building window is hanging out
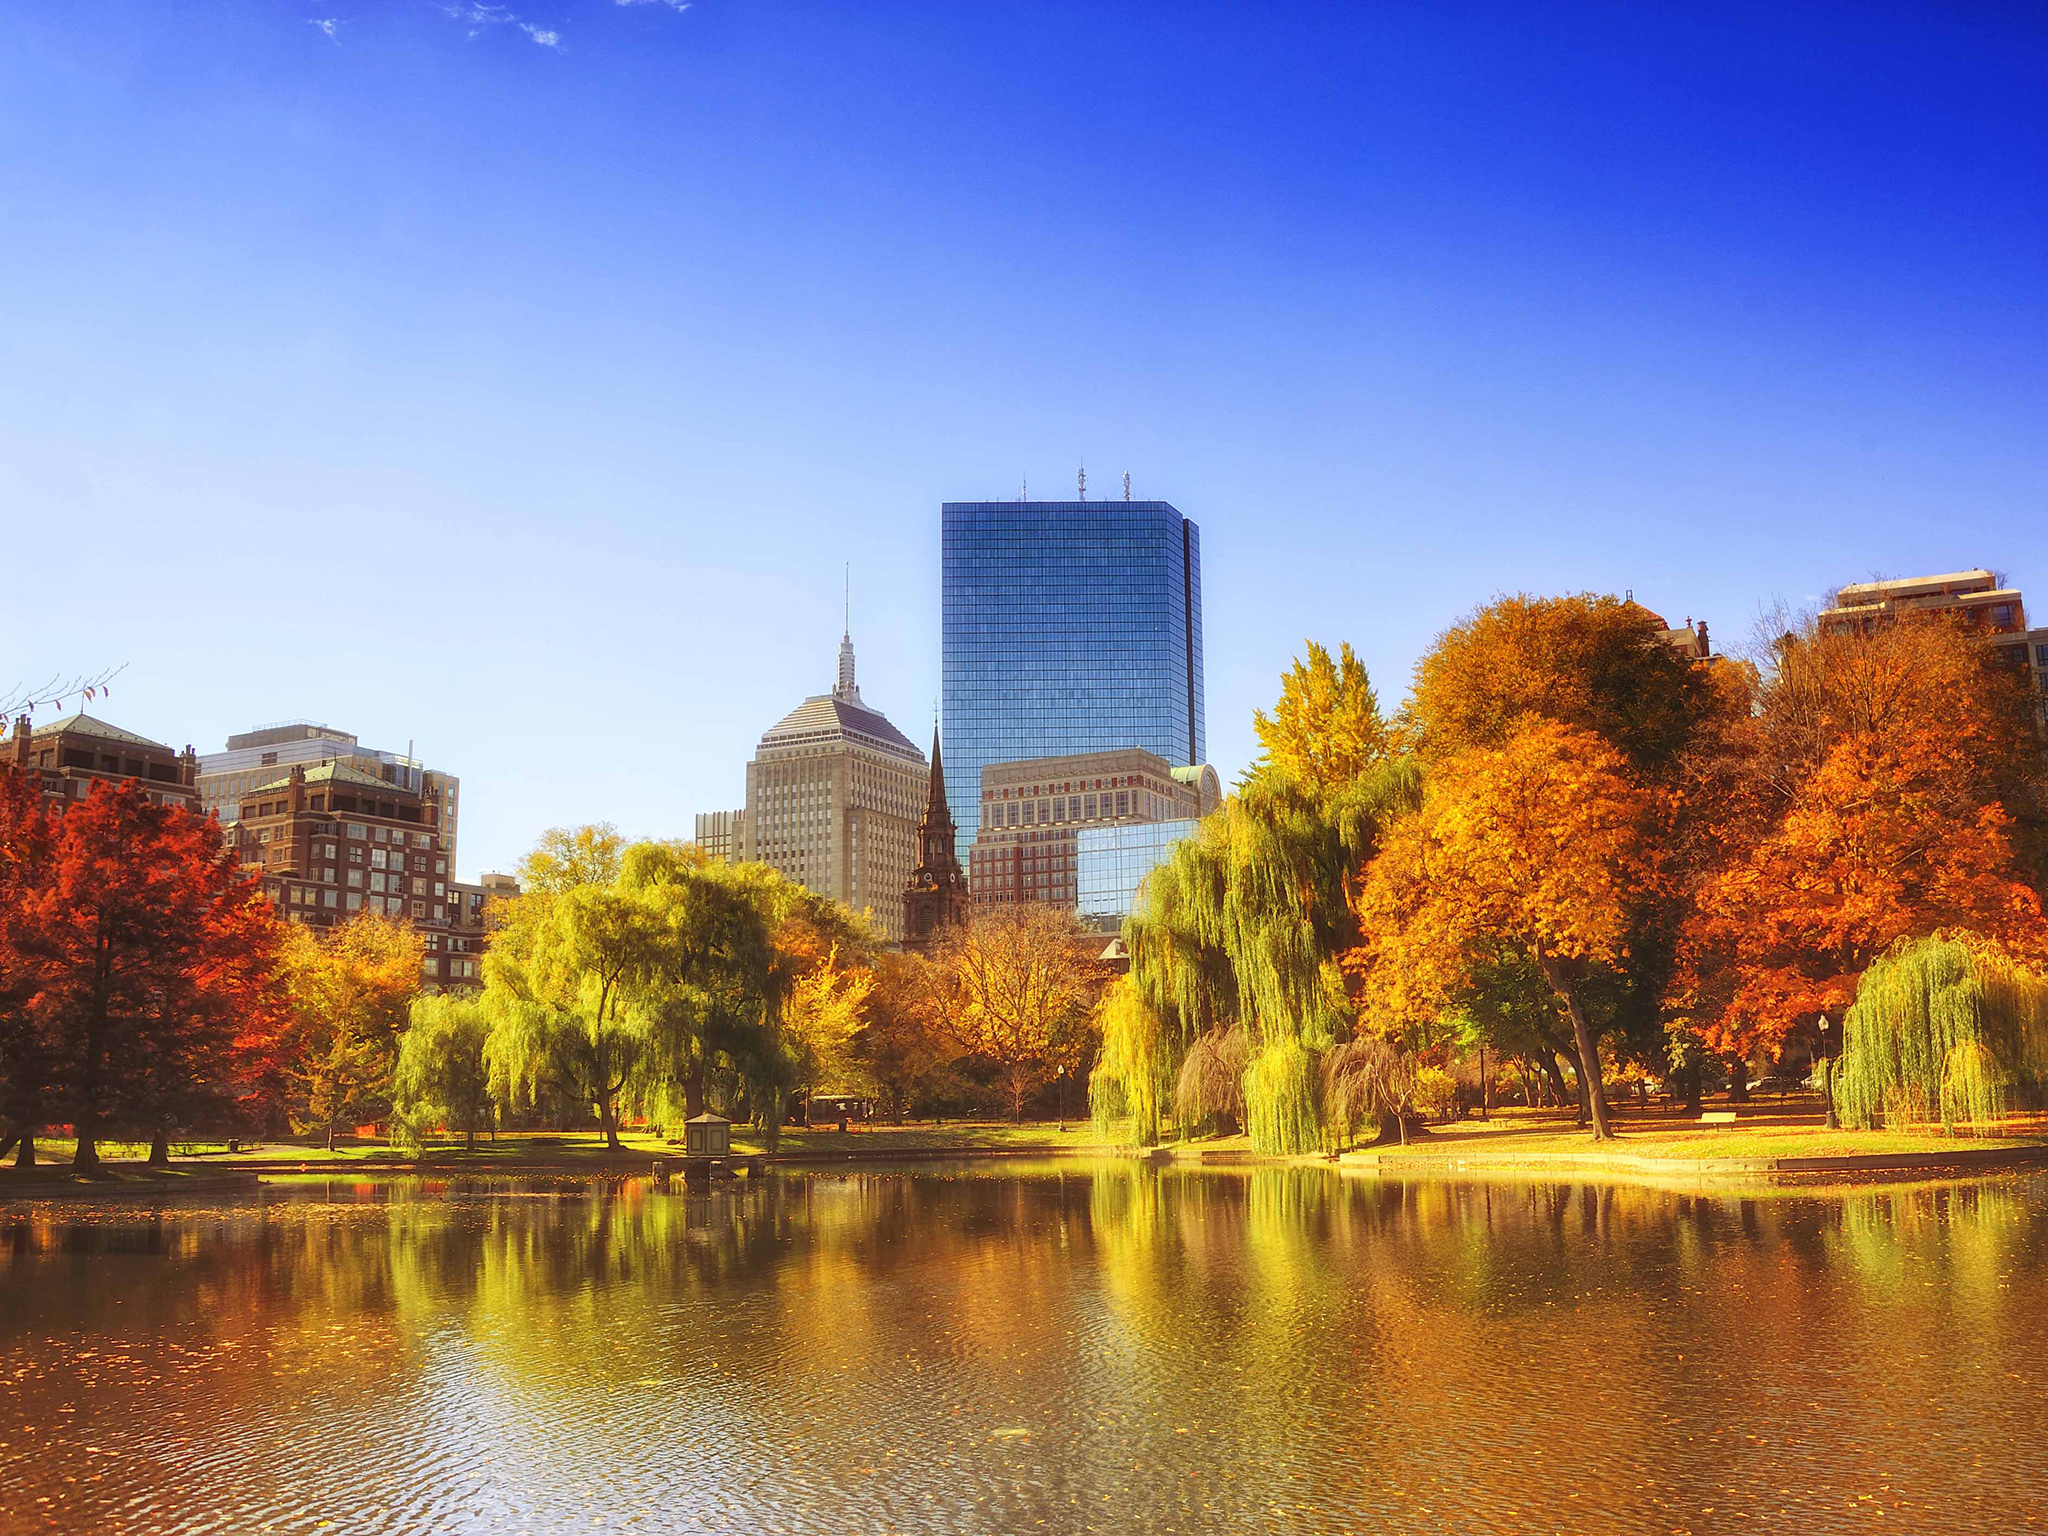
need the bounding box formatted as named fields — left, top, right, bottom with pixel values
left=346, top=893, right=362, bottom=911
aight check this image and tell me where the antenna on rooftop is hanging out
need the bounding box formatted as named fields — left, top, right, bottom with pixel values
left=1021, top=473, right=1027, bottom=501
left=843, top=562, right=851, bottom=637
left=1123, top=471, right=1132, bottom=502
left=1078, top=462, right=1087, bottom=501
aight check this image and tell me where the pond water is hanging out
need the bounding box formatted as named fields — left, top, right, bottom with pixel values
left=3, top=1162, right=2046, bottom=1535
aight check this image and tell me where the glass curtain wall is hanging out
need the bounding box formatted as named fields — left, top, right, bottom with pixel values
left=941, top=500, right=1205, bottom=863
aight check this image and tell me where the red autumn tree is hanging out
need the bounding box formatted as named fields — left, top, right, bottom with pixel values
left=1678, top=721, right=2047, bottom=1068
left=34, top=782, right=288, bottom=1171
left=0, top=769, right=56, bottom=1169
left=1671, top=615, right=2048, bottom=1075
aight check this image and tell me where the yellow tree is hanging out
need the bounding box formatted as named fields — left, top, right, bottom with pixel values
left=781, top=943, right=876, bottom=1101
left=935, top=904, right=1104, bottom=1121
left=1351, top=719, right=1654, bottom=1139
left=1253, top=639, right=1387, bottom=794
left=279, top=911, right=425, bottom=1149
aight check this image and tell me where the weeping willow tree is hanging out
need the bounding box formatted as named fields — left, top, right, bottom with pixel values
left=1109, top=759, right=1422, bottom=1154
left=1174, top=1023, right=1247, bottom=1135
left=1091, top=979, right=1172, bottom=1146
left=1319, top=1035, right=1414, bottom=1148
left=1838, top=934, right=2048, bottom=1132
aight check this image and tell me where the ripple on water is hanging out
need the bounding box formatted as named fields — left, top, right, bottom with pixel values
left=3, top=1167, right=2047, bottom=1533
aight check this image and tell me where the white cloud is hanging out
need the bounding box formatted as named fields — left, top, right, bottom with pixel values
left=433, top=3, right=563, bottom=49
left=308, top=17, right=340, bottom=39
left=616, top=0, right=692, bottom=10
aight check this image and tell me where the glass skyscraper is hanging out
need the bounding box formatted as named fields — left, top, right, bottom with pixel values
left=941, top=499, right=1205, bottom=859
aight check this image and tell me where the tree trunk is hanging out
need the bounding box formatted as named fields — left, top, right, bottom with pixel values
left=1572, top=1063, right=1591, bottom=1126
left=682, top=1062, right=705, bottom=1120
left=1727, top=1057, right=1750, bottom=1103
left=12, top=1132, right=32, bottom=1170
left=1561, top=994, right=1613, bottom=1140
left=0, top=1133, right=16, bottom=1161
left=1535, top=951, right=1613, bottom=1140
left=148, top=1130, right=170, bottom=1168
left=1538, top=1051, right=1570, bottom=1111
left=72, top=1126, right=101, bottom=1173
left=598, top=1094, right=623, bottom=1153
left=326, top=1121, right=338, bottom=1152
left=464, top=1125, right=476, bottom=1154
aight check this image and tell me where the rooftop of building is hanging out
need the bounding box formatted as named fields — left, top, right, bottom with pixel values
left=979, top=745, right=1180, bottom=783
left=757, top=693, right=925, bottom=761
left=1831, top=570, right=2003, bottom=605
left=248, top=761, right=423, bottom=798
left=20, top=713, right=177, bottom=753
left=942, top=498, right=1187, bottom=517
left=225, top=721, right=359, bottom=752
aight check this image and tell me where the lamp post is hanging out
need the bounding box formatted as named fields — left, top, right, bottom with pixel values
left=1818, top=1014, right=1839, bottom=1130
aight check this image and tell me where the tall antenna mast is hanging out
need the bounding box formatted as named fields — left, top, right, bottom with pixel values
left=1077, top=462, right=1087, bottom=501
left=1123, top=470, right=1131, bottom=501
left=1021, top=473, right=1027, bottom=501
left=843, top=562, right=850, bottom=637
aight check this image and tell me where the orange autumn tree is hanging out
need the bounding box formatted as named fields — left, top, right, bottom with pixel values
left=1351, top=719, right=1655, bottom=1139
left=1393, top=591, right=1743, bottom=1107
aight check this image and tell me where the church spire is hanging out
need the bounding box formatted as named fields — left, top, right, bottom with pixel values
left=903, top=725, right=968, bottom=951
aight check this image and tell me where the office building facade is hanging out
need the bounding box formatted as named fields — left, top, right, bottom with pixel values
left=941, top=499, right=1204, bottom=861
left=1077, top=818, right=1203, bottom=934
left=969, top=747, right=1219, bottom=912
left=1820, top=568, right=2044, bottom=733
left=694, top=809, right=744, bottom=863
left=199, top=722, right=461, bottom=875
left=741, top=631, right=927, bottom=941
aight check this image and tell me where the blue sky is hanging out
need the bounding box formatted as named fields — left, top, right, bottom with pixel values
left=4, top=1, right=2043, bottom=878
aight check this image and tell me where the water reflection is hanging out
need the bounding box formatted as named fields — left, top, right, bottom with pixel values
left=3, top=1165, right=2046, bottom=1533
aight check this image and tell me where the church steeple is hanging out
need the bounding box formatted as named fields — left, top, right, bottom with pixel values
left=903, top=725, right=968, bottom=951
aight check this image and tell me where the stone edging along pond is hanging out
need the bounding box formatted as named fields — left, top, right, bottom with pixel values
left=1332, top=1142, right=2048, bottom=1181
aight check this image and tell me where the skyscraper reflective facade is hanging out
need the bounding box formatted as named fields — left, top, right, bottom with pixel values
left=942, top=499, right=1204, bottom=860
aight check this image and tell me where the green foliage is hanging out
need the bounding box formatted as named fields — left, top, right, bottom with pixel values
left=1838, top=934, right=2048, bottom=1132
left=393, top=994, right=494, bottom=1152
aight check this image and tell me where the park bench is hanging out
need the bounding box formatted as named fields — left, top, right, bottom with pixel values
left=1698, top=1110, right=1738, bottom=1125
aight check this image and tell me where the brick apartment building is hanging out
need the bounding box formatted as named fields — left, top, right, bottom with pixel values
left=227, top=760, right=514, bottom=989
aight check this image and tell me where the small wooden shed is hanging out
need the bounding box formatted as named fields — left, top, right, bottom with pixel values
left=684, top=1112, right=732, bottom=1157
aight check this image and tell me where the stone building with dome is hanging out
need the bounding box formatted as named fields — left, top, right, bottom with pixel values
left=739, top=629, right=928, bottom=941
